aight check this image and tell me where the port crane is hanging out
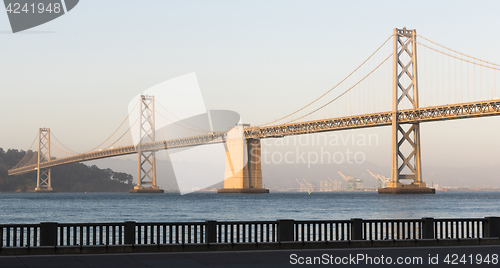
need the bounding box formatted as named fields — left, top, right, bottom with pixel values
left=327, top=177, right=341, bottom=191
left=367, top=169, right=390, bottom=188
left=302, top=178, right=315, bottom=192
left=295, top=178, right=307, bottom=192
left=337, top=171, right=363, bottom=190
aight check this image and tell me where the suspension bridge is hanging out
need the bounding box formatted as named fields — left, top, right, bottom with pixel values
left=7, top=28, right=500, bottom=194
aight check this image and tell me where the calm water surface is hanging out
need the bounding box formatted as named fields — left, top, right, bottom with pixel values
left=0, top=192, right=499, bottom=224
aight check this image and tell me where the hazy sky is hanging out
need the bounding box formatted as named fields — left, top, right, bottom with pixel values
left=1, top=0, right=500, bottom=170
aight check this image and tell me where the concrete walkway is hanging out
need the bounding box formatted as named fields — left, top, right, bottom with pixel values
left=1, top=245, right=499, bottom=267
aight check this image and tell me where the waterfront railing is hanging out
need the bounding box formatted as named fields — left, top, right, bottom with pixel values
left=0, top=217, right=498, bottom=248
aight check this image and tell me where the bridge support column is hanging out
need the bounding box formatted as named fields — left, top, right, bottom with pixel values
left=218, top=125, right=268, bottom=194
left=130, top=95, right=164, bottom=193
left=35, top=128, right=55, bottom=193
left=379, top=28, right=434, bottom=194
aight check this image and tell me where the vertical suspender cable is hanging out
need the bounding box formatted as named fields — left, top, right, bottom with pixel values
left=442, top=52, right=445, bottom=104
left=448, top=52, right=452, bottom=103
left=487, top=66, right=490, bottom=99
left=350, top=78, right=352, bottom=116
left=460, top=55, right=463, bottom=103
left=359, top=72, right=363, bottom=115
left=474, top=63, right=476, bottom=101
left=435, top=48, right=439, bottom=105
left=480, top=64, right=483, bottom=101
left=427, top=46, right=435, bottom=106
left=455, top=52, right=457, bottom=104
left=467, top=61, right=470, bottom=102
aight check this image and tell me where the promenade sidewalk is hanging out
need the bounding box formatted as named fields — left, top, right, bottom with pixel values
left=1, top=245, right=499, bottom=267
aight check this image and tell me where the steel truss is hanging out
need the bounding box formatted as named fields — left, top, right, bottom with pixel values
left=388, top=28, right=423, bottom=187
left=8, top=100, right=500, bottom=176
left=135, top=95, right=159, bottom=190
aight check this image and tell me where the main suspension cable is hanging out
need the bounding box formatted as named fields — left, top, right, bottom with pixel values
left=417, top=42, right=500, bottom=71
left=155, top=110, right=209, bottom=133
left=106, top=116, right=140, bottom=148
left=286, top=53, right=393, bottom=124
left=12, top=133, right=39, bottom=169
left=417, top=34, right=500, bottom=67
left=49, top=140, right=73, bottom=155
left=51, top=132, right=81, bottom=154
left=258, top=35, right=393, bottom=127
left=85, top=98, right=140, bottom=152
left=155, top=101, right=211, bottom=132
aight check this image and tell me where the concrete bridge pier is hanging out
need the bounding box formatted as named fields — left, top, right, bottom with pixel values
left=218, top=125, right=269, bottom=194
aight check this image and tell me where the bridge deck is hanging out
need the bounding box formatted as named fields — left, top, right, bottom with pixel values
left=8, top=100, right=500, bottom=176
left=1, top=245, right=500, bottom=267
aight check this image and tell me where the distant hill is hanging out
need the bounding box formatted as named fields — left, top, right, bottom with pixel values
left=0, top=148, right=133, bottom=193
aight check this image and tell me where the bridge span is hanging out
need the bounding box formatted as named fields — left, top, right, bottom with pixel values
left=8, top=99, right=500, bottom=176
left=8, top=28, right=500, bottom=194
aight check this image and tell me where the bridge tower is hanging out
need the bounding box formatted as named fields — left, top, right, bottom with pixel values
left=379, top=28, right=434, bottom=194
left=130, top=95, right=164, bottom=193
left=35, top=128, right=55, bottom=192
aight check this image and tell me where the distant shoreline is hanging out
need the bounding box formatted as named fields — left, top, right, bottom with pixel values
left=1, top=189, right=500, bottom=194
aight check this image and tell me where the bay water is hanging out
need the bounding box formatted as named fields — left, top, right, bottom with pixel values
left=1, top=192, right=499, bottom=224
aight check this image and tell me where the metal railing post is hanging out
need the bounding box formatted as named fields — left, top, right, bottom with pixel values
left=422, top=217, right=434, bottom=239
left=40, top=222, right=58, bottom=246
left=205, top=220, right=217, bottom=243
left=277, top=219, right=295, bottom=242
left=485, top=217, right=500, bottom=238
left=351, top=218, right=363, bottom=240
left=124, top=221, right=136, bottom=244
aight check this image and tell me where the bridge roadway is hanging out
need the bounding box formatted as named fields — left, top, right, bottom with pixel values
left=8, top=99, right=500, bottom=176
left=1, top=245, right=499, bottom=267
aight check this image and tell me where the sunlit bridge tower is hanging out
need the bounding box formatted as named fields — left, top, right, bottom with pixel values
left=130, top=95, right=164, bottom=193
left=379, top=28, right=435, bottom=194
left=35, top=128, right=55, bottom=192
